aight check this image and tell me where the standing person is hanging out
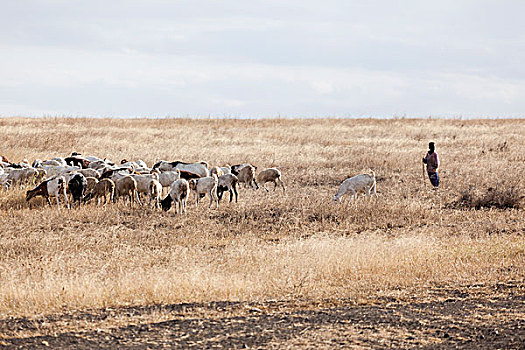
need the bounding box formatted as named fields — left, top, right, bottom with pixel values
left=422, top=142, right=440, bottom=188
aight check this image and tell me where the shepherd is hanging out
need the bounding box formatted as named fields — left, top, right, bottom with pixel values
left=422, top=142, right=440, bottom=188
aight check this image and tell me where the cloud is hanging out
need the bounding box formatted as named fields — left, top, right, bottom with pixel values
left=0, top=1, right=524, bottom=117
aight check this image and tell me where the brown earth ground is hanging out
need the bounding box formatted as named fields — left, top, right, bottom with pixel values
left=0, top=117, right=523, bottom=349
left=1, top=282, right=524, bottom=349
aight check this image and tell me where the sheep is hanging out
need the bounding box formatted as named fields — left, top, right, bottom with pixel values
left=149, top=179, right=163, bottom=208
left=114, top=175, right=142, bottom=206
left=188, top=175, right=219, bottom=208
left=231, top=163, right=256, bottom=176
left=333, top=170, right=377, bottom=205
left=217, top=174, right=239, bottom=203
left=99, top=167, right=133, bottom=181
left=41, top=159, right=62, bottom=167
left=6, top=168, right=39, bottom=187
left=161, top=179, right=190, bottom=215
left=64, top=156, right=90, bottom=169
left=75, top=168, right=100, bottom=179
left=210, top=166, right=225, bottom=177
left=35, top=168, right=47, bottom=183
left=154, top=169, right=181, bottom=193
left=26, top=176, right=69, bottom=209
left=152, top=161, right=209, bottom=178
left=237, top=165, right=259, bottom=190
left=130, top=173, right=159, bottom=201
left=50, top=157, right=67, bottom=166
left=85, top=176, right=99, bottom=194
left=68, top=173, right=88, bottom=207
left=134, top=167, right=152, bottom=174
left=136, top=159, right=148, bottom=168
left=42, top=165, right=79, bottom=178
left=257, top=168, right=285, bottom=193
left=89, top=178, right=115, bottom=205
left=88, top=160, right=109, bottom=170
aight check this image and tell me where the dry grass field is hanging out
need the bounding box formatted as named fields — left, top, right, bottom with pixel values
left=0, top=117, right=523, bottom=348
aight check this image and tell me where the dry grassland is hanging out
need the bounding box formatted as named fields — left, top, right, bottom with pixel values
left=0, top=117, right=523, bottom=346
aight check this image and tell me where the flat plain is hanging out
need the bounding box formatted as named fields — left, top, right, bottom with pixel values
left=0, top=117, right=523, bottom=349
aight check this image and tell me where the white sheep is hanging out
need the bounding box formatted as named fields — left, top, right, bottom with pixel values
left=75, top=168, right=100, bottom=179
left=333, top=171, right=377, bottom=205
left=257, top=168, right=285, bottom=193
left=26, top=175, right=69, bottom=209
left=149, top=179, right=163, bottom=208
left=6, top=167, right=39, bottom=186
left=188, top=175, right=219, bottom=208
left=155, top=169, right=181, bottom=193
left=161, top=179, right=190, bottom=215
left=210, top=166, right=225, bottom=177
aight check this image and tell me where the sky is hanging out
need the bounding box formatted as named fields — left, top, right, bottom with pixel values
left=1, top=0, right=524, bottom=118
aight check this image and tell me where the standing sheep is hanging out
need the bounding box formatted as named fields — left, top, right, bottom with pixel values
left=333, top=170, right=377, bottom=205
left=188, top=175, right=219, bottom=208
left=161, top=179, right=190, bottom=215
left=89, top=178, right=115, bottom=205
left=115, top=175, right=142, bottom=206
left=237, top=165, right=259, bottom=190
left=257, top=168, right=285, bottom=193
left=217, top=174, right=239, bottom=203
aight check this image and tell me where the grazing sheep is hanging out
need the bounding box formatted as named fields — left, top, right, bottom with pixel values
left=89, top=178, right=115, bottom=205
left=188, top=175, right=219, bottom=208
left=161, top=179, right=190, bottom=215
left=6, top=167, right=39, bottom=187
left=231, top=163, right=256, bottom=176
left=333, top=170, right=377, bottom=205
left=130, top=173, right=159, bottom=201
left=41, top=159, right=62, bottom=167
left=76, top=168, right=100, bottom=179
left=210, top=166, right=225, bottom=177
left=257, top=168, right=285, bottom=193
left=152, top=161, right=209, bottom=177
left=237, top=165, right=259, bottom=190
left=65, top=156, right=90, bottom=169
left=99, top=167, right=133, bottom=181
left=155, top=169, right=181, bottom=193
left=149, top=179, right=163, bottom=208
left=42, top=165, right=79, bottom=178
left=217, top=174, right=239, bottom=203
left=68, top=173, right=88, bottom=207
left=85, top=176, right=99, bottom=194
left=114, top=175, right=142, bottom=206
left=26, top=176, right=69, bottom=209
left=50, top=157, right=67, bottom=166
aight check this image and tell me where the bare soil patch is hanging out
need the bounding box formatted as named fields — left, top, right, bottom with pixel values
left=1, top=281, right=523, bottom=349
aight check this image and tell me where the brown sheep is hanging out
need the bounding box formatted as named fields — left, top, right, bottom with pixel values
left=115, top=175, right=141, bottom=206
left=237, top=165, right=259, bottom=190
left=91, top=178, right=115, bottom=205
left=257, top=168, right=285, bottom=193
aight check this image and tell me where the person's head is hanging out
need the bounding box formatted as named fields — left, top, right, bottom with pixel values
left=428, top=142, right=435, bottom=153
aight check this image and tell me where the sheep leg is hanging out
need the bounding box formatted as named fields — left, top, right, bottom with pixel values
left=279, top=178, right=286, bottom=193
left=232, top=184, right=238, bottom=203
left=63, top=188, right=70, bottom=209
left=228, top=189, right=233, bottom=202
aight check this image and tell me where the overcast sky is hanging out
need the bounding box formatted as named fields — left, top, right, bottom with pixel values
left=1, top=1, right=524, bottom=118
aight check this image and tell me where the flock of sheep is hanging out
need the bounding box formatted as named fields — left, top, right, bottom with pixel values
left=0, top=153, right=377, bottom=213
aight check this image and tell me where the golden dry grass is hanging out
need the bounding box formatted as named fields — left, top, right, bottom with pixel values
left=0, top=117, right=523, bottom=319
